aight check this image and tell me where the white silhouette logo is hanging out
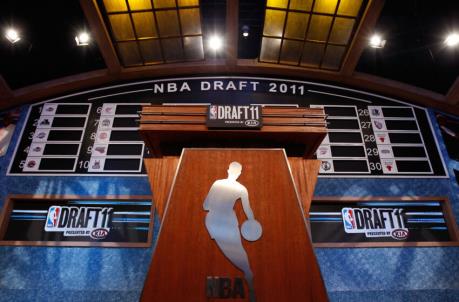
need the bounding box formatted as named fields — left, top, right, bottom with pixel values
left=203, top=162, right=262, bottom=302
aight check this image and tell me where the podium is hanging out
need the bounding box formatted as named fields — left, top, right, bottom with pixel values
left=139, top=105, right=328, bottom=301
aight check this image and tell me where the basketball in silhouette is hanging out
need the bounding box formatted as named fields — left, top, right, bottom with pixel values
left=241, top=219, right=262, bottom=241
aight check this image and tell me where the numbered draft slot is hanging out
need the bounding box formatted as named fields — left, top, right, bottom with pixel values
left=27, top=143, right=81, bottom=156
left=98, top=103, right=144, bottom=116
left=87, top=158, right=143, bottom=172
left=21, top=103, right=91, bottom=173
left=32, top=130, right=84, bottom=143
left=42, top=103, right=91, bottom=115
left=36, top=117, right=87, bottom=129
left=22, top=157, right=77, bottom=172
left=91, top=144, right=144, bottom=157
left=98, top=117, right=141, bottom=130
left=89, top=103, right=148, bottom=173
left=312, top=105, right=370, bottom=174
left=368, top=106, right=432, bottom=175
left=93, top=130, right=142, bottom=143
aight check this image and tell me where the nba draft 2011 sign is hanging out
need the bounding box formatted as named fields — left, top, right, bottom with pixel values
left=0, top=196, right=153, bottom=247
left=206, top=105, right=262, bottom=129
left=45, top=206, right=113, bottom=240
left=309, top=197, right=457, bottom=245
left=342, top=208, right=408, bottom=240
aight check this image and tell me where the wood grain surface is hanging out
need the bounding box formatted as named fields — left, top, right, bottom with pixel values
left=139, top=105, right=326, bottom=158
left=288, top=158, right=321, bottom=216
left=141, top=149, right=328, bottom=301
left=144, top=157, right=180, bottom=220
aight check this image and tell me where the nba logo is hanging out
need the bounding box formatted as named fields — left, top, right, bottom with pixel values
left=47, top=206, right=60, bottom=228
left=342, top=208, right=355, bottom=230
left=209, top=106, right=217, bottom=119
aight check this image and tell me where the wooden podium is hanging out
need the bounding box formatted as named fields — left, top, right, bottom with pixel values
left=139, top=106, right=328, bottom=301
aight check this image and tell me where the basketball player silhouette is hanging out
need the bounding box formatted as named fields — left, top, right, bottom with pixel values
left=203, top=162, right=262, bottom=302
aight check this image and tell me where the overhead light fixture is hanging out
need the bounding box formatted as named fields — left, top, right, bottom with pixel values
left=5, top=28, right=21, bottom=44
left=242, top=25, right=249, bottom=38
left=444, top=33, right=459, bottom=47
left=369, top=34, right=386, bottom=49
left=208, top=35, right=223, bottom=52
left=75, top=32, right=90, bottom=46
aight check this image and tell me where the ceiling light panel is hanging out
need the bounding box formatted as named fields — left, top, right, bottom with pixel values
left=260, top=0, right=368, bottom=71
left=100, top=0, right=204, bottom=66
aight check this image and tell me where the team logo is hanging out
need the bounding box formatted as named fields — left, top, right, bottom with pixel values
left=318, top=146, right=329, bottom=156
left=382, top=159, right=396, bottom=173
left=376, top=133, right=388, bottom=143
left=45, top=206, right=113, bottom=240
left=341, top=207, right=409, bottom=240
left=321, top=160, right=332, bottom=171
left=371, top=108, right=381, bottom=117
left=373, top=120, right=384, bottom=130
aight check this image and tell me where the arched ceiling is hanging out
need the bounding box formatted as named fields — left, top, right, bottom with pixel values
left=0, top=0, right=458, bottom=114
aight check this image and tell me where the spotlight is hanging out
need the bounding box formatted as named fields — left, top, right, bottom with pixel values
left=208, top=35, right=223, bottom=51
left=242, top=25, right=249, bottom=38
left=445, top=33, right=459, bottom=47
left=369, top=34, right=386, bottom=49
left=75, top=32, right=90, bottom=46
left=5, top=28, right=21, bottom=44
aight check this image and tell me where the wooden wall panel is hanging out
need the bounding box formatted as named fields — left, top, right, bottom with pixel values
left=288, top=158, right=321, bottom=215
left=144, top=157, right=180, bottom=220
left=141, top=149, right=327, bottom=301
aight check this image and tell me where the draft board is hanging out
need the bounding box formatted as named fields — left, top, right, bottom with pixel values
left=7, top=76, right=448, bottom=177
left=9, top=102, right=151, bottom=175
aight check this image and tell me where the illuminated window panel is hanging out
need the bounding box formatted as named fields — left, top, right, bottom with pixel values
left=289, top=0, right=313, bottom=12
left=156, top=10, right=181, bottom=37
left=328, top=18, right=355, bottom=45
left=103, top=0, right=128, bottom=12
left=128, top=0, right=152, bottom=10
left=307, top=15, right=333, bottom=42
left=259, top=0, right=367, bottom=71
left=132, top=12, right=158, bottom=39
left=184, top=36, right=204, bottom=60
left=162, top=38, right=184, bottom=62
left=284, top=12, right=309, bottom=40
left=260, top=37, right=282, bottom=63
left=280, top=40, right=303, bottom=65
left=139, top=40, right=163, bottom=64
left=154, top=0, right=176, bottom=9
left=179, top=8, right=202, bottom=36
left=263, top=9, right=286, bottom=37
left=300, top=42, right=325, bottom=68
left=178, top=0, right=199, bottom=6
left=313, top=0, right=339, bottom=14
left=337, top=0, right=363, bottom=17
left=99, top=0, right=204, bottom=67
left=109, top=14, right=136, bottom=41
left=321, top=45, right=346, bottom=70
left=117, top=42, right=143, bottom=66
left=267, top=0, right=289, bottom=9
